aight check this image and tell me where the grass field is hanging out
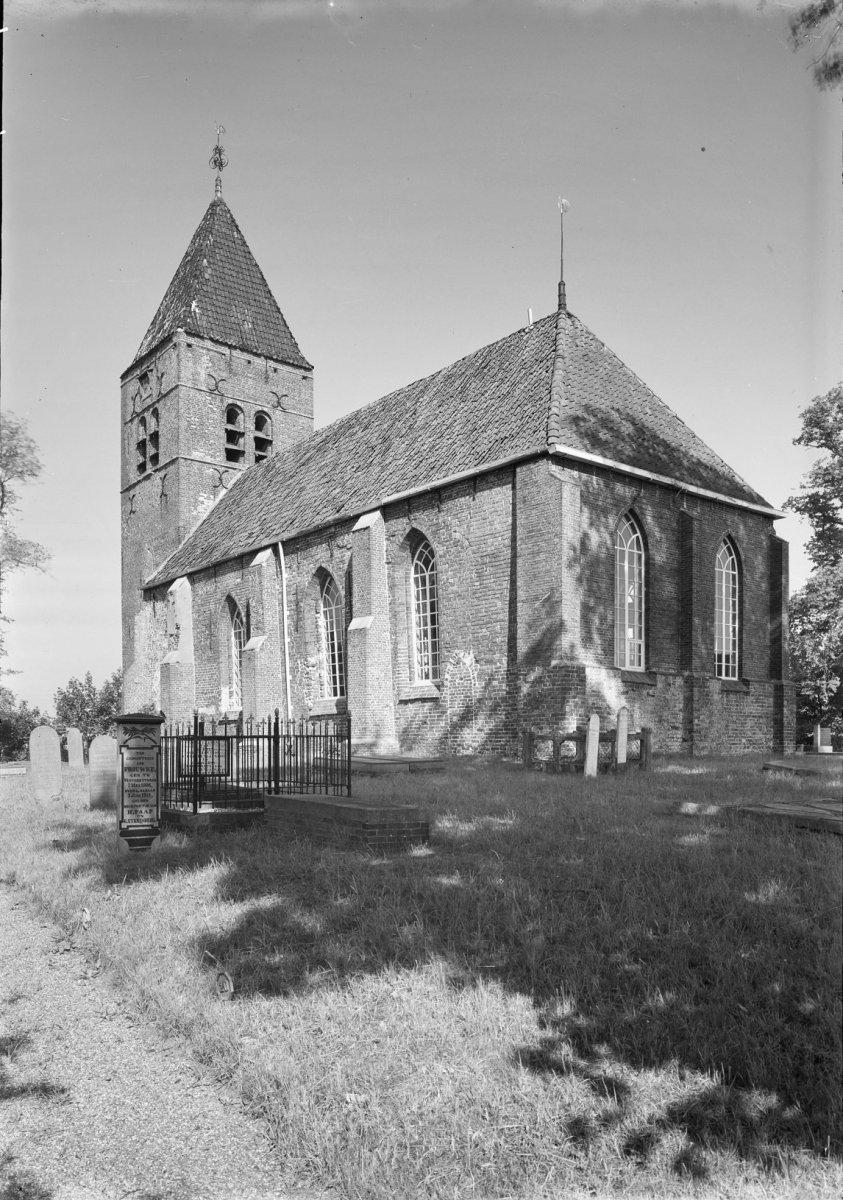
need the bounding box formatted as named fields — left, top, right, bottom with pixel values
left=1, top=760, right=841, bottom=1199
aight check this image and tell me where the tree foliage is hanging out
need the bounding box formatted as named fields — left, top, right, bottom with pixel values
left=0, top=411, right=50, bottom=670
left=0, top=686, right=48, bottom=761
left=53, top=669, right=123, bottom=745
left=785, top=383, right=843, bottom=736
left=790, top=0, right=843, bottom=89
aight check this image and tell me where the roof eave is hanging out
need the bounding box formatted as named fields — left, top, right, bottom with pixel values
left=549, top=442, right=782, bottom=518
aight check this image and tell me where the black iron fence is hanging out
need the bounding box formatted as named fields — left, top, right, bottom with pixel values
left=161, top=711, right=351, bottom=812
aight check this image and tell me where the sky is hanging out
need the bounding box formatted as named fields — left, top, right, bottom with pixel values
left=2, top=0, right=840, bottom=711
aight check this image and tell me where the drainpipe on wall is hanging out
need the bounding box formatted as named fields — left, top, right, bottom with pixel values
left=277, top=542, right=292, bottom=721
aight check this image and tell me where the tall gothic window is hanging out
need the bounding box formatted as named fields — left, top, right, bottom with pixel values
left=412, top=539, right=441, bottom=682
left=715, top=538, right=739, bottom=680
left=614, top=513, right=645, bottom=670
left=229, top=601, right=247, bottom=709
left=224, top=405, right=245, bottom=464
left=318, top=574, right=345, bottom=699
left=254, top=411, right=273, bottom=463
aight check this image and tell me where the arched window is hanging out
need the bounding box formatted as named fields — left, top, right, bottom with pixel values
left=318, top=574, right=345, bottom=699
left=136, top=416, right=147, bottom=475
left=228, top=600, right=247, bottom=709
left=412, top=539, right=441, bottom=682
left=148, top=407, right=160, bottom=469
left=254, top=411, right=273, bottom=463
left=715, top=539, right=739, bottom=680
left=224, top=405, right=245, bottom=464
left=615, top=513, right=645, bottom=670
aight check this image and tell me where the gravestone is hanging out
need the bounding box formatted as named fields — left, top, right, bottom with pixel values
left=814, top=724, right=832, bottom=755
left=584, top=713, right=600, bottom=779
left=116, top=713, right=165, bottom=853
left=29, top=725, right=62, bottom=801
left=66, top=727, right=84, bottom=768
left=89, top=734, right=118, bottom=809
left=616, top=706, right=629, bottom=769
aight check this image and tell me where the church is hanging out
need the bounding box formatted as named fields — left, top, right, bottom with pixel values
left=121, top=179, right=793, bottom=758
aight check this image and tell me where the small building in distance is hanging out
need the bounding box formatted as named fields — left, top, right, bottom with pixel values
left=121, top=186, right=792, bottom=756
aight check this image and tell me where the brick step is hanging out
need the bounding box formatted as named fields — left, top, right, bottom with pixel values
left=265, top=792, right=429, bottom=851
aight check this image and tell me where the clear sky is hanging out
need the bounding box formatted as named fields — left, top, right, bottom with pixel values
left=2, top=0, right=840, bottom=711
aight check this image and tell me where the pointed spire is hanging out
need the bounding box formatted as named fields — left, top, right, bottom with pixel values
left=557, top=197, right=569, bottom=311
left=210, top=124, right=228, bottom=198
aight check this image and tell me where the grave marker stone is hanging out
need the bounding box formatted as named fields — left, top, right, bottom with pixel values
left=89, top=734, right=118, bottom=810
left=814, top=724, right=832, bottom=755
left=584, top=713, right=600, bottom=778
left=116, top=713, right=165, bottom=853
left=616, top=706, right=629, bottom=769
left=66, top=727, right=84, bottom=768
left=29, top=725, right=62, bottom=802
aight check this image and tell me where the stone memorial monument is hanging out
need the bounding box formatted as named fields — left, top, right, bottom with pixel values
left=616, top=706, right=629, bottom=770
left=89, top=734, right=118, bottom=810
left=29, top=725, right=62, bottom=802
left=584, top=713, right=600, bottom=779
left=116, top=713, right=165, bottom=853
left=66, top=727, right=84, bottom=768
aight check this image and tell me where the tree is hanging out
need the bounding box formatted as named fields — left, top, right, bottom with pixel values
left=0, top=686, right=49, bottom=761
left=53, top=669, right=123, bottom=746
left=785, top=384, right=843, bottom=740
left=790, top=0, right=843, bottom=90
left=0, top=412, right=50, bottom=670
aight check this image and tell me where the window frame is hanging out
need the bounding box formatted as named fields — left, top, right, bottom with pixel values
left=714, top=537, right=740, bottom=680
left=228, top=600, right=247, bottom=710
left=317, top=572, right=346, bottom=700
left=224, top=404, right=245, bottom=465
left=614, top=512, right=646, bottom=671
left=411, top=538, right=441, bottom=684
left=253, top=410, right=273, bottom=464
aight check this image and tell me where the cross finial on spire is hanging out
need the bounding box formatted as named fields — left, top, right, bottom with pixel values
left=210, top=125, right=228, bottom=197
left=557, top=197, right=570, bottom=310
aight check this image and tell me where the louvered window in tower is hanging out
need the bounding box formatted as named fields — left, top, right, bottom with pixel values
left=254, top=411, right=273, bottom=463
left=148, top=408, right=160, bottom=469
left=136, top=417, right=147, bottom=475
left=614, top=514, right=645, bottom=670
left=715, top=539, right=739, bottom=680
left=412, top=540, right=441, bottom=682
left=224, top=405, right=245, bottom=464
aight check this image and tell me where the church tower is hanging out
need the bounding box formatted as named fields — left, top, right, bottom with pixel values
left=120, top=154, right=313, bottom=711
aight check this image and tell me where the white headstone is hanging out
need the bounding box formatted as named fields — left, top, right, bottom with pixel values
left=814, top=724, right=833, bottom=754
left=29, top=725, right=62, bottom=801
left=66, top=727, right=84, bottom=768
left=584, top=712, right=600, bottom=779
left=616, top=706, right=629, bottom=768
left=89, top=734, right=118, bottom=809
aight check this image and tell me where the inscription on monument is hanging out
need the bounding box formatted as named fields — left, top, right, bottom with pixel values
left=116, top=713, right=164, bottom=853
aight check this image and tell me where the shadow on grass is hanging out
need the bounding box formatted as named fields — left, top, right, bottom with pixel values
left=0, top=1032, right=69, bottom=1105
left=49, top=763, right=842, bottom=1173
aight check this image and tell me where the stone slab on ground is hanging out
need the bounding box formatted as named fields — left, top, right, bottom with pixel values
left=762, top=755, right=843, bottom=779
left=350, top=754, right=454, bottom=775
left=265, top=791, right=429, bottom=850
left=671, top=794, right=842, bottom=836
left=0, top=883, right=316, bottom=1200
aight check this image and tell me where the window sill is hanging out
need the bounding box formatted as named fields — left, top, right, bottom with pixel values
left=620, top=669, right=657, bottom=687
left=398, top=682, right=442, bottom=703
left=719, top=679, right=750, bottom=694
left=310, top=697, right=347, bottom=717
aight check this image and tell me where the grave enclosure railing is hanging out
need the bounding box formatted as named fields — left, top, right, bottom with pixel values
left=160, top=711, right=352, bottom=812
left=521, top=724, right=652, bottom=774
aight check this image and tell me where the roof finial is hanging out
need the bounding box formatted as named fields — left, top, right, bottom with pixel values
left=557, top=196, right=569, bottom=310
left=210, top=124, right=228, bottom=198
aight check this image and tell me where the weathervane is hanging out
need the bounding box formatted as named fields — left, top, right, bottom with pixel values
left=557, top=196, right=570, bottom=309
left=210, top=125, right=228, bottom=197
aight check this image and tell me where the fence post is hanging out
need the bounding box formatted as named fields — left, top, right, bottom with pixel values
left=584, top=713, right=600, bottom=778
left=346, top=714, right=352, bottom=795
left=272, top=708, right=280, bottom=795
left=639, top=726, right=652, bottom=771
left=616, top=706, right=629, bottom=772
left=192, top=709, right=200, bottom=815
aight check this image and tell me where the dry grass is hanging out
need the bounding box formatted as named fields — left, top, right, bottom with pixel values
left=1, top=760, right=841, bottom=1199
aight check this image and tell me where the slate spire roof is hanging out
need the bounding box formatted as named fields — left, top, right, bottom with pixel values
left=147, top=301, right=775, bottom=588
left=130, top=197, right=311, bottom=370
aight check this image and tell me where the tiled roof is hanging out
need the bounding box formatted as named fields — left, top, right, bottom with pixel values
left=147, top=308, right=772, bottom=587
left=130, top=198, right=311, bottom=371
